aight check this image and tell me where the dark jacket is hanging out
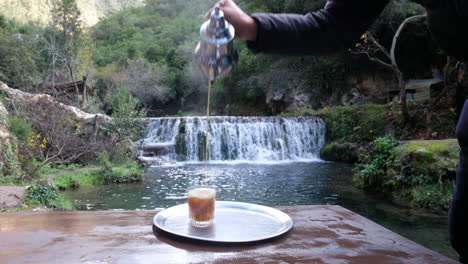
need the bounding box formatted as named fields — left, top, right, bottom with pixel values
left=247, top=0, right=468, bottom=60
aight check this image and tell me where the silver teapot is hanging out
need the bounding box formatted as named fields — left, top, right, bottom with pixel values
left=195, top=4, right=238, bottom=81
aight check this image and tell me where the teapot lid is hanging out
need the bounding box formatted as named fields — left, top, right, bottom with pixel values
left=200, top=4, right=235, bottom=45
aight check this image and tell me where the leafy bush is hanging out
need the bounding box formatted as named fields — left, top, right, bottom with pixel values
left=106, top=85, right=146, bottom=141
left=320, top=142, right=358, bottom=162
left=354, top=136, right=399, bottom=189
left=0, top=31, right=41, bottom=89
left=101, top=162, right=143, bottom=184
left=53, top=170, right=102, bottom=190
left=25, top=185, right=74, bottom=210
left=313, top=104, right=388, bottom=143
left=353, top=138, right=458, bottom=211
left=8, top=115, right=34, bottom=142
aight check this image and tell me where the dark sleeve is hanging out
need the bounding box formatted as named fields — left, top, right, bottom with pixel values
left=247, top=0, right=389, bottom=55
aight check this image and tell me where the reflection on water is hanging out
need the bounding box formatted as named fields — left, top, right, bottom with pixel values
left=64, top=162, right=457, bottom=259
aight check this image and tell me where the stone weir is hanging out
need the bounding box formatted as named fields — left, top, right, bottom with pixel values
left=138, top=116, right=325, bottom=164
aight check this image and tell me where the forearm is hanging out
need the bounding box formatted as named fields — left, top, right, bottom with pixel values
left=247, top=0, right=389, bottom=55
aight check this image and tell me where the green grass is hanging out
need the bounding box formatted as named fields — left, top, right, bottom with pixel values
left=53, top=169, right=102, bottom=190
left=278, top=108, right=315, bottom=117
left=52, top=162, right=143, bottom=190
left=102, top=163, right=144, bottom=184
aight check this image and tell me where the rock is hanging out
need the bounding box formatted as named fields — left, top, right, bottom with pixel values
left=340, top=88, right=367, bottom=106
left=320, top=142, right=359, bottom=163
left=0, top=186, right=28, bottom=209
left=0, top=82, right=111, bottom=125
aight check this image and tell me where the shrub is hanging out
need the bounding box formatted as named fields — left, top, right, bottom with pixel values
left=353, top=138, right=458, bottom=211
left=353, top=136, right=398, bottom=189
left=320, top=142, right=358, bottom=162
left=25, top=185, right=74, bottom=210
left=8, top=115, right=34, bottom=142
left=101, top=162, right=143, bottom=184
left=314, top=104, right=388, bottom=143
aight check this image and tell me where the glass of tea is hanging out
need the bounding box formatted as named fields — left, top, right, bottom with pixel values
left=188, top=185, right=216, bottom=228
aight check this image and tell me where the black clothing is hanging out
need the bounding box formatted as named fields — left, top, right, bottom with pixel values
left=247, top=0, right=468, bottom=60
left=246, top=0, right=468, bottom=261
left=247, top=0, right=389, bottom=55
left=453, top=98, right=468, bottom=263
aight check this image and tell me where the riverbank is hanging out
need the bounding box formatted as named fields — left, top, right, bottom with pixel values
left=0, top=82, right=146, bottom=212
left=284, top=103, right=458, bottom=213
left=353, top=137, right=457, bottom=212
left=0, top=162, right=144, bottom=212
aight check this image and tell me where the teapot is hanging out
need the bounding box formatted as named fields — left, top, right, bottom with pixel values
left=195, top=4, right=238, bottom=81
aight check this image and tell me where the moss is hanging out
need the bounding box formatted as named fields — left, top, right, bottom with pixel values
left=354, top=138, right=458, bottom=211
left=396, top=139, right=459, bottom=183
left=320, top=142, right=358, bottom=162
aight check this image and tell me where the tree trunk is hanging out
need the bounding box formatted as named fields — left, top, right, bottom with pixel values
left=82, top=76, right=87, bottom=107
left=396, top=69, right=409, bottom=122
left=66, top=62, right=80, bottom=103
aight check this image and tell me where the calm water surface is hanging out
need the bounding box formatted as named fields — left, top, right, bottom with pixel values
left=64, top=162, right=457, bottom=259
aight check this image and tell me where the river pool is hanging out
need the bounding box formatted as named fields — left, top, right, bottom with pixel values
left=64, top=162, right=457, bottom=259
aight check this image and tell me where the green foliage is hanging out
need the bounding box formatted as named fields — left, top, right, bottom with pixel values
left=354, top=136, right=399, bottom=189
left=8, top=115, right=34, bottom=142
left=0, top=31, right=41, bottom=89
left=106, top=85, right=146, bottom=141
left=25, top=185, right=74, bottom=210
left=53, top=169, right=102, bottom=190
left=320, top=142, right=358, bottom=162
left=96, top=150, right=143, bottom=184
left=101, top=162, right=143, bottom=184
left=51, top=157, right=143, bottom=190
left=314, top=104, right=388, bottom=143
left=278, top=108, right=315, bottom=117
left=409, top=181, right=454, bottom=210
left=354, top=138, right=458, bottom=211
left=0, top=138, right=22, bottom=183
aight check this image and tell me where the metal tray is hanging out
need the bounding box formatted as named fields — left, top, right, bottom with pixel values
left=153, top=201, right=293, bottom=243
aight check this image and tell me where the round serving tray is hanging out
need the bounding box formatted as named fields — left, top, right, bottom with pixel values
left=153, top=201, right=293, bottom=243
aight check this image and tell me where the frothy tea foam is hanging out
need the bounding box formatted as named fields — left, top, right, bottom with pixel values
left=188, top=188, right=216, bottom=199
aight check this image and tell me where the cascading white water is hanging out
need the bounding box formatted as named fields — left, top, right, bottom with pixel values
left=139, top=117, right=325, bottom=163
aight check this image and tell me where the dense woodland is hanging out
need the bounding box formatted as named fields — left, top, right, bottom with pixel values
left=0, top=0, right=453, bottom=117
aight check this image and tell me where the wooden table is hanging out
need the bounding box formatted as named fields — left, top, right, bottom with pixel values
left=0, top=205, right=456, bottom=264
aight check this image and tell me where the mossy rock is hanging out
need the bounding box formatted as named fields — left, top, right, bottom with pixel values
left=353, top=137, right=458, bottom=211
left=320, top=142, right=358, bottom=162
left=395, top=139, right=459, bottom=183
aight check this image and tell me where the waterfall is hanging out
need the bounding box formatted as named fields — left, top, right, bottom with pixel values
left=139, top=116, right=325, bottom=164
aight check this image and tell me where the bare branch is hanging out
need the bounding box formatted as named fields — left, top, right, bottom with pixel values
left=390, top=14, right=426, bottom=67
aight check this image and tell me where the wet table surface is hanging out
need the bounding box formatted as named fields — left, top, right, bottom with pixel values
left=0, top=205, right=456, bottom=264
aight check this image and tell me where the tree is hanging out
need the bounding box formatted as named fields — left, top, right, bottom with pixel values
left=43, top=0, right=83, bottom=103
left=0, top=32, right=40, bottom=89
left=352, top=13, right=426, bottom=121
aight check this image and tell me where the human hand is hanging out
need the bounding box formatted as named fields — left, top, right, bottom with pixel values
left=209, top=0, right=258, bottom=41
